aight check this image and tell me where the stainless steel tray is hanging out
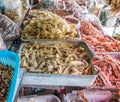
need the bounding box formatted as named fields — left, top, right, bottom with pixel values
left=14, top=68, right=25, bottom=102
left=22, top=73, right=98, bottom=87
left=19, top=39, right=98, bottom=87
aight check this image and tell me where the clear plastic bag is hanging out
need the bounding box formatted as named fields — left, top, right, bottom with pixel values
left=32, top=0, right=57, bottom=10
left=3, top=0, right=22, bottom=21
left=0, top=35, right=6, bottom=50
left=17, top=95, right=61, bottom=102
left=0, top=13, right=21, bottom=41
left=21, top=0, right=30, bottom=10
left=81, top=13, right=103, bottom=31
left=56, top=0, right=88, bottom=21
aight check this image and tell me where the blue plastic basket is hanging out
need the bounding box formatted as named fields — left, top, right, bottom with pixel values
left=0, top=50, right=20, bottom=102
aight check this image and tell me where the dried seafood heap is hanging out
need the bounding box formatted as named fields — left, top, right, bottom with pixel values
left=0, top=63, right=14, bottom=101
left=21, top=43, right=90, bottom=75
left=93, top=55, right=120, bottom=88
left=80, top=21, right=120, bottom=52
left=23, top=10, right=78, bottom=39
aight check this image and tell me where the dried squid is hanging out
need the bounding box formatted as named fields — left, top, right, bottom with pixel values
left=23, top=10, right=78, bottom=39
left=21, top=43, right=90, bottom=75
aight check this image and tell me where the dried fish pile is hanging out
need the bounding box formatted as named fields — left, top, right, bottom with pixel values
left=0, top=63, right=14, bottom=101
left=93, top=55, right=120, bottom=88
left=23, top=10, right=78, bottom=39
left=21, top=43, right=90, bottom=75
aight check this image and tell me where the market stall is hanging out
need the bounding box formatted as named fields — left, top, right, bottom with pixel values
left=0, top=0, right=120, bottom=102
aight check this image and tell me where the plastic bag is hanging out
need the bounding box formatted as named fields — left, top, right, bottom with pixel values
left=56, top=0, right=88, bottom=21
left=17, top=95, right=61, bottom=102
left=21, top=0, right=30, bottom=10
left=3, top=0, right=22, bottom=21
left=0, top=35, right=6, bottom=50
left=32, top=0, right=57, bottom=10
left=0, top=13, right=21, bottom=41
left=81, top=13, right=103, bottom=32
left=100, top=8, right=117, bottom=27
left=65, top=90, right=113, bottom=102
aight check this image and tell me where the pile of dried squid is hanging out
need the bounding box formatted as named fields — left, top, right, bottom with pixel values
left=23, top=10, right=78, bottom=39
left=21, top=43, right=90, bottom=75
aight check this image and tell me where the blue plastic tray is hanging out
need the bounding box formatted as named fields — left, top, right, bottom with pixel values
left=0, top=50, right=20, bottom=102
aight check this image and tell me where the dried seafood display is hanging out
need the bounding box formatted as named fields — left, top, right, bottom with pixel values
left=80, top=21, right=120, bottom=52
left=23, top=10, right=78, bottom=39
left=0, top=63, right=14, bottom=101
left=21, top=43, right=90, bottom=75
left=93, top=55, right=120, bottom=88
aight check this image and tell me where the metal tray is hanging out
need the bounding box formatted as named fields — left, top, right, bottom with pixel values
left=14, top=68, right=25, bottom=102
left=19, top=39, right=98, bottom=87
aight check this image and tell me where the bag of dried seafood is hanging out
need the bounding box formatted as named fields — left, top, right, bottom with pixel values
left=81, top=13, right=104, bottom=33
left=3, top=0, right=22, bottom=21
left=32, top=0, right=57, bottom=10
left=0, top=13, right=21, bottom=41
left=21, top=0, right=30, bottom=10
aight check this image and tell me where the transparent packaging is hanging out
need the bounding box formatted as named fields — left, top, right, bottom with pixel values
left=3, top=0, right=22, bottom=21
left=0, top=13, right=21, bottom=41
left=0, top=36, right=6, bottom=50
left=17, top=95, right=61, bottom=102
left=21, top=0, right=30, bottom=10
